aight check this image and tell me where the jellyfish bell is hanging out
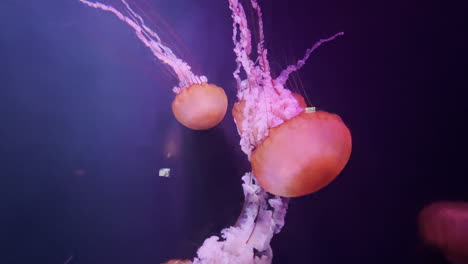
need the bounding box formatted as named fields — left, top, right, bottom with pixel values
left=251, top=109, right=352, bottom=197
left=172, top=82, right=228, bottom=130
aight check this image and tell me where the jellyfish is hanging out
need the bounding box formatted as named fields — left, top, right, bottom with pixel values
left=190, top=0, right=350, bottom=263
left=78, top=0, right=228, bottom=130
left=228, top=0, right=351, bottom=197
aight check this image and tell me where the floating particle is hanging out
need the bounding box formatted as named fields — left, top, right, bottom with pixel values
left=159, top=168, right=171, bottom=177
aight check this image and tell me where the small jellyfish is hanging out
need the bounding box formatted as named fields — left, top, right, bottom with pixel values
left=78, top=0, right=227, bottom=130
left=158, top=168, right=171, bottom=177
left=172, top=83, right=227, bottom=130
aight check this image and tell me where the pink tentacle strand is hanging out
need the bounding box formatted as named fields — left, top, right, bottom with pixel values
left=228, top=0, right=306, bottom=157
left=276, top=31, right=344, bottom=86
left=250, top=0, right=270, bottom=75
left=77, top=0, right=207, bottom=93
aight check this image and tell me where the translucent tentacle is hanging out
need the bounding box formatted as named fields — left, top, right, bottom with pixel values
left=77, top=0, right=207, bottom=93
left=192, top=173, right=289, bottom=264
left=250, top=0, right=270, bottom=75
left=228, top=0, right=304, bottom=156
left=228, top=0, right=254, bottom=86
left=276, top=32, right=344, bottom=86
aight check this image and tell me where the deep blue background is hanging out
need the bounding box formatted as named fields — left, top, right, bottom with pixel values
left=1, top=0, right=467, bottom=263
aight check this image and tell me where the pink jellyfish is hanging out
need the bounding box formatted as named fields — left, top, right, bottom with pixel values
left=189, top=0, right=350, bottom=263
left=228, top=0, right=351, bottom=198
left=78, top=0, right=228, bottom=130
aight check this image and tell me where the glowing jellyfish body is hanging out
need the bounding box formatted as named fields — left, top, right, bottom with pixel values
left=251, top=110, right=352, bottom=197
left=78, top=0, right=227, bottom=130
left=228, top=0, right=351, bottom=197
left=191, top=1, right=349, bottom=263
left=172, top=83, right=227, bottom=130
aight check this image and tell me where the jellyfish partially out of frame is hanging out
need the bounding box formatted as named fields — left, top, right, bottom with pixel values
left=419, top=201, right=468, bottom=263
left=78, top=0, right=228, bottom=130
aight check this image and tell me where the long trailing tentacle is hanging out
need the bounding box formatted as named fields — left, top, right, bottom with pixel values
left=228, top=0, right=254, bottom=88
left=250, top=0, right=270, bottom=75
left=276, top=32, right=344, bottom=86
left=77, top=0, right=207, bottom=92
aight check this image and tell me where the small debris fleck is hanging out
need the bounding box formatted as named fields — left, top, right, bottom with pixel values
left=159, top=168, right=171, bottom=177
left=305, top=107, right=316, bottom=113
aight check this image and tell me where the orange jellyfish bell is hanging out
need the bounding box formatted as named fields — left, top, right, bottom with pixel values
left=251, top=109, right=352, bottom=197
left=172, top=83, right=228, bottom=130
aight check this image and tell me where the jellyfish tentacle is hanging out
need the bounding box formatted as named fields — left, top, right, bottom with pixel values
left=250, top=0, right=271, bottom=77
left=276, top=31, right=344, bottom=86
left=229, top=0, right=254, bottom=85
left=77, top=0, right=206, bottom=92
left=192, top=173, right=289, bottom=264
left=229, top=0, right=304, bottom=156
